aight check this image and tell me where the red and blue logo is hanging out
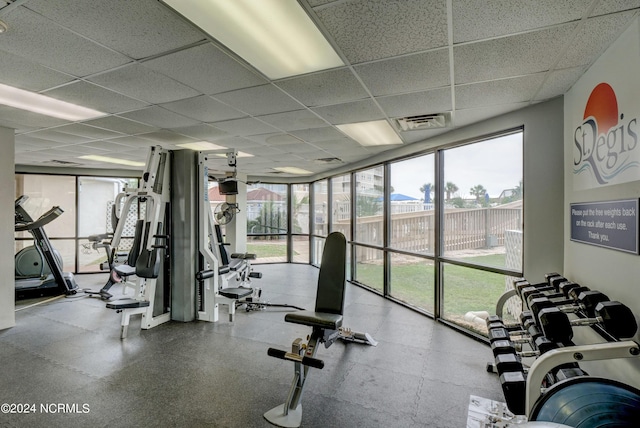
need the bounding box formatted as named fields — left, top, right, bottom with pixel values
left=574, top=82, right=638, bottom=184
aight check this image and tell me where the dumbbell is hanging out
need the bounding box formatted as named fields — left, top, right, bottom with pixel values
left=521, top=280, right=590, bottom=310
left=538, top=300, right=638, bottom=342
left=529, top=290, right=609, bottom=326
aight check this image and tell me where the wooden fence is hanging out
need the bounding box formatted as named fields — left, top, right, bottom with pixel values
left=328, top=204, right=522, bottom=261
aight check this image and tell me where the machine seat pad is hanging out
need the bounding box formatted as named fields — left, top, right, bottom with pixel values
left=219, top=287, right=253, bottom=299
left=106, top=299, right=150, bottom=310
left=285, top=310, right=343, bottom=330
left=231, top=253, right=257, bottom=260
left=114, top=264, right=136, bottom=277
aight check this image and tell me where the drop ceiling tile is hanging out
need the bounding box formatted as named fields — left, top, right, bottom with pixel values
left=452, top=0, right=589, bottom=43
left=239, top=145, right=286, bottom=157
left=290, top=126, right=345, bottom=143
left=88, top=64, right=200, bottom=104
left=212, top=136, right=260, bottom=150
left=15, top=135, right=66, bottom=149
left=276, top=68, right=368, bottom=107
left=82, top=115, right=159, bottom=135
left=43, top=81, right=148, bottom=114
left=247, top=133, right=304, bottom=146
left=271, top=142, right=324, bottom=154
left=25, top=0, right=205, bottom=59
left=80, top=141, right=137, bottom=152
left=143, top=43, right=266, bottom=94
left=21, top=129, right=89, bottom=144
left=0, top=7, right=130, bottom=77
left=534, top=66, right=586, bottom=101
left=119, top=106, right=201, bottom=128
left=557, top=11, right=638, bottom=69
left=256, top=110, right=327, bottom=132
left=53, top=144, right=115, bottom=155
left=454, top=102, right=529, bottom=128
left=0, top=105, right=70, bottom=129
left=0, top=49, right=75, bottom=91
left=314, top=0, right=448, bottom=63
left=376, top=88, right=452, bottom=118
left=591, top=0, right=640, bottom=16
left=355, top=49, right=450, bottom=96
left=214, top=85, right=302, bottom=116
left=211, top=117, right=279, bottom=136
left=137, top=130, right=197, bottom=145
left=454, top=24, right=577, bottom=84
left=311, top=99, right=385, bottom=125
left=51, top=123, right=125, bottom=140
left=102, top=135, right=159, bottom=147
left=456, top=75, right=545, bottom=109
left=160, top=95, right=245, bottom=122
left=171, top=124, right=228, bottom=141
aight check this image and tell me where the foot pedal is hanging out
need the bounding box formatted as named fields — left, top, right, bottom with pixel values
left=249, top=272, right=262, bottom=278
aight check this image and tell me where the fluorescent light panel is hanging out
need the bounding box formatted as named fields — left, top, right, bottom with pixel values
left=79, top=155, right=145, bottom=167
left=0, top=83, right=105, bottom=121
left=274, top=166, right=312, bottom=175
left=162, top=0, right=344, bottom=79
left=337, top=120, right=403, bottom=146
left=177, top=141, right=228, bottom=151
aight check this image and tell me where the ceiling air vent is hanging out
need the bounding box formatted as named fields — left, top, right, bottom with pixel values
left=41, top=159, right=83, bottom=167
left=396, top=113, right=448, bottom=131
left=314, top=157, right=342, bottom=164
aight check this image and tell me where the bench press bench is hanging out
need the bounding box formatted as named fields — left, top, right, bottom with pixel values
left=264, top=232, right=376, bottom=428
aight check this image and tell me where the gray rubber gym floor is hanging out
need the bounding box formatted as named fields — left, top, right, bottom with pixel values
left=1, top=264, right=503, bottom=428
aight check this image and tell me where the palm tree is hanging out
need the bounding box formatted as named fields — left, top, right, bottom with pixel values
left=445, top=181, right=458, bottom=200
left=470, top=184, right=487, bottom=202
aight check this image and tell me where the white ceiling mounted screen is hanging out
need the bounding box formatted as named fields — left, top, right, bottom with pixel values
left=161, top=0, right=344, bottom=79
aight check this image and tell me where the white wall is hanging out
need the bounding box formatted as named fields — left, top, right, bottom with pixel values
left=0, top=127, right=16, bottom=330
left=564, top=17, right=640, bottom=385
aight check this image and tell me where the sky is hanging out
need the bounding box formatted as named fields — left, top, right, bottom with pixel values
left=390, top=132, right=523, bottom=200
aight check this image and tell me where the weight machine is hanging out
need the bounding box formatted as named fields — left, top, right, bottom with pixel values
left=100, top=146, right=171, bottom=338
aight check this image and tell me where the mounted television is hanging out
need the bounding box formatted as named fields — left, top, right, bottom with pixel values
left=218, top=179, right=238, bottom=195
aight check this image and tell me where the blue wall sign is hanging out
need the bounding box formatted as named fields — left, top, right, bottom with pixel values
left=570, top=199, right=639, bottom=254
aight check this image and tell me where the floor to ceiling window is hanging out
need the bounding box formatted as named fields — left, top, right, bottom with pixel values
left=440, top=131, right=523, bottom=334
left=353, top=165, right=385, bottom=293
left=388, top=154, right=435, bottom=313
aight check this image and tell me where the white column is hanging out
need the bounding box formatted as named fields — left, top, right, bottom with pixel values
left=0, top=127, right=15, bottom=330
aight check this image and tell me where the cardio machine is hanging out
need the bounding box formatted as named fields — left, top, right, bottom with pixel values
left=15, top=195, right=79, bottom=299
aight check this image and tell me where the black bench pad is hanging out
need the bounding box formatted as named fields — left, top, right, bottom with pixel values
left=106, top=299, right=150, bottom=310
left=219, top=287, right=253, bottom=299
left=285, top=310, right=343, bottom=330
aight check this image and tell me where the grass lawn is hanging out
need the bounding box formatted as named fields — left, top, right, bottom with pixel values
left=355, top=254, right=513, bottom=334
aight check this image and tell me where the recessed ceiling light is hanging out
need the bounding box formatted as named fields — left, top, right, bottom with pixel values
left=337, top=120, right=403, bottom=146
left=274, top=166, right=313, bottom=175
left=177, top=141, right=228, bottom=151
left=78, top=155, right=145, bottom=167
left=161, top=0, right=344, bottom=79
left=0, top=83, right=106, bottom=121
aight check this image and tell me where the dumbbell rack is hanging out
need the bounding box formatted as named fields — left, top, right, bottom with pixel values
left=488, top=273, right=640, bottom=422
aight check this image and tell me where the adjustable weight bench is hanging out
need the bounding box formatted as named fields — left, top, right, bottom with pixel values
left=264, top=232, right=376, bottom=428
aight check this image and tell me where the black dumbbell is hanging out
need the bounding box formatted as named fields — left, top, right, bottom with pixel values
left=523, top=281, right=590, bottom=310
left=486, top=311, right=535, bottom=332
left=530, top=290, right=609, bottom=326
left=539, top=300, right=638, bottom=342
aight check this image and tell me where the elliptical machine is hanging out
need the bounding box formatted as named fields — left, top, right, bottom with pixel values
left=15, top=195, right=79, bottom=299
